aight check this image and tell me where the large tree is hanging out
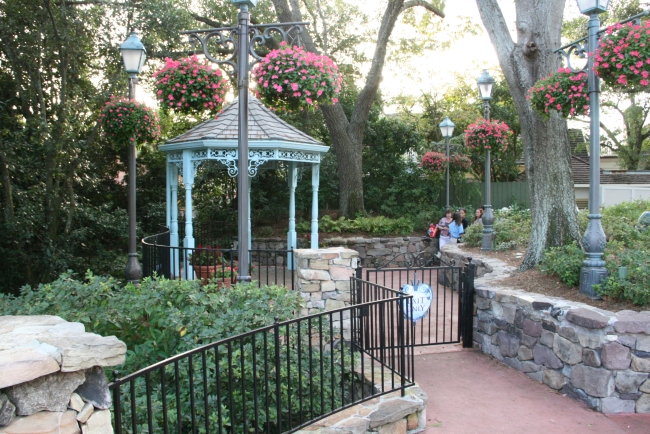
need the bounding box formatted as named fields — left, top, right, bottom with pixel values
left=475, top=0, right=582, bottom=269
left=269, top=0, right=445, bottom=216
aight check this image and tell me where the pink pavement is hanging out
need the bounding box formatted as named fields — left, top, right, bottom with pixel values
left=414, top=348, right=650, bottom=434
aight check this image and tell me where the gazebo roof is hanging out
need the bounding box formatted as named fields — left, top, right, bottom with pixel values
left=165, top=95, right=323, bottom=146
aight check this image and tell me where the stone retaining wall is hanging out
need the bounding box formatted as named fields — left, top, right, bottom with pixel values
left=295, top=386, right=427, bottom=433
left=441, top=244, right=650, bottom=415
left=0, top=315, right=126, bottom=433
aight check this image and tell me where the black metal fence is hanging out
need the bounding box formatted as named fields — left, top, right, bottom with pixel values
left=360, top=259, right=476, bottom=348
left=141, top=228, right=295, bottom=289
left=109, top=284, right=414, bottom=434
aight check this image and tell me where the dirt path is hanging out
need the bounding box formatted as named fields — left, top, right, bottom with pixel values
left=415, top=348, right=650, bottom=434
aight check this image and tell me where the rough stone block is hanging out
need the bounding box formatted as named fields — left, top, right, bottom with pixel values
left=527, top=371, right=544, bottom=382
left=0, top=348, right=61, bottom=390
left=566, top=308, right=609, bottom=329
left=310, top=259, right=330, bottom=270
left=637, top=336, right=650, bottom=353
left=601, top=342, right=632, bottom=370
left=476, top=297, right=491, bottom=310
left=543, top=369, right=566, bottom=390
left=615, top=312, right=650, bottom=334
left=1, top=410, right=79, bottom=434
left=335, top=281, right=350, bottom=293
left=520, top=361, right=542, bottom=373
left=561, top=384, right=600, bottom=411
left=637, top=394, right=650, bottom=414
left=583, top=348, right=602, bottom=367
left=641, top=379, right=650, bottom=393
left=501, top=304, right=516, bottom=324
left=571, top=365, right=615, bottom=398
left=617, top=335, right=636, bottom=349
left=474, top=288, right=495, bottom=299
left=601, top=397, right=635, bottom=414
left=620, top=393, right=642, bottom=401
left=514, top=309, right=524, bottom=329
left=542, top=320, right=558, bottom=333
left=75, top=367, right=111, bottom=410
left=300, top=283, right=321, bottom=293
left=320, top=281, right=336, bottom=292
left=478, top=321, right=497, bottom=336
left=299, top=269, right=330, bottom=281
left=68, top=394, right=84, bottom=413
left=578, top=331, right=603, bottom=350
left=632, top=355, right=650, bottom=373
left=540, top=330, right=555, bottom=348
left=518, top=346, right=534, bottom=361
left=615, top=371, right=648, bottom=393
left=7, top=371, right=85, bottom=416
left=558, top=327, right=579, bottom=343
left=376, top=418, right=406, bottom=434
left=83, top=409, right=112, bottom=434
left=325, top=300, right=346, bottom=311
left=523, top=319, right=542, bottom=338
left=497, top=331, right=520, bottom=358
left=504, top=357, right=521, bottom=371
left=0, top=393, right=15, bottom=427
left=368, top=398, right=423, bottom=428
left=328, top=266, right=354, bottom=281
left=553, top=336, right=583, bottom=365
left=76, top=403, right=94, bottom=424
left=533, top=343, right=563, bottom=369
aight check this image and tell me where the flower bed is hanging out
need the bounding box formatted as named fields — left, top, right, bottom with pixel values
left=252, top=42, right=341, bottom=112
left=100, top=96, right=160, bottom=146
left=528, top=68, right=589, bottom=119
left=464, top=118, right=512, bottom=153
left=595, top=19, right=650, bottom=91
left=154, top=55, right=230, bottom=115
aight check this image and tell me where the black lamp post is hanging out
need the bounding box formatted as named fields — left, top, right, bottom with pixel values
left=120, top=30, right=147, bottom=284
left=182, top=0, right=307, bottom=282
left=477, top=69, right=495, bottom=251
left=439, top=117, right=455, bottom=209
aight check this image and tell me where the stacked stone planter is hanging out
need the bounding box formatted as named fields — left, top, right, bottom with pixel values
left=437, top=244, right=650, bottom=415
left=0, top=315, right=126, bottom=433
left=295, top=386, right=427, bottom=433
left=293, top=247, right=360, bottom=339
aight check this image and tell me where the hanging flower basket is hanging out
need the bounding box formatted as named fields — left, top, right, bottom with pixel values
left=421, top=152, right=449, bottom=174
left=450, top=154, right=472, bottom=172
left=252, top=42, right=342, bottom=112
left=153, top=55, right=230, bottom=115
left=527, top=68, right=589, bottom=119
left=100, top=96, right=161, bottom=146
left=594, top=19, right=650, bottom=91
left=464, top=119, right=512, bottom=154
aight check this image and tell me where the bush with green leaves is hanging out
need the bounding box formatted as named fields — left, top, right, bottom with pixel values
left=595, top=244, right=650, bottom=305
left=1, top=273, right=363, bottom=432
left=296, top=214, right=414, bottom=236
left=461, top=206, right=532, bottom=250
left=538, top=241, right=585, bottom=287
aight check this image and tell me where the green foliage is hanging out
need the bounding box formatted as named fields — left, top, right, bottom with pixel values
left=462, top=206, right=532, bottom=251
left=595, top=245, right=650, bottom=305
left=538, top=242, right=585, bottom=287
left=296, top=214, right=413, bottom=236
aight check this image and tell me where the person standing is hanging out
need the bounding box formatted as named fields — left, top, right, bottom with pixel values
left=437, top=209, right=454, bottom=250
left=473, top=207, right=484, bottom=226
left=459, top=208, right=469, bottom=230
left=448, top=212, right=465, bottom=244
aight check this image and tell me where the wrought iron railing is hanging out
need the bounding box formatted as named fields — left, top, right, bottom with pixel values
left=141, top=228, right=295, bottom=289
left=109, top=283, right=414, bottom=433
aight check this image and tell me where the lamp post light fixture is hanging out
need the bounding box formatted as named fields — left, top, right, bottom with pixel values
left=439, top=117, right=455, bottom=209
left=181, top=1, right=307, bottom=282
left=120, top=29, right=146, bottom=284
left=477, top=69, right=495, bottom=251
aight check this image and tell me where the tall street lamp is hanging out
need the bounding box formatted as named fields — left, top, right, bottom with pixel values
left=183, top=0, right=307, bottom=282
left=120, top=30, right=147, bottom=284
left=477, top=69, right=495, bottom=251
left=439, top=117, right=455, bottom=209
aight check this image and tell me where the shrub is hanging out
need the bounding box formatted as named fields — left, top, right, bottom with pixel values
left=595, top=244, right=650, bottom=305
left=297, top=214, right=414, bottom=236
left=538, top=241, right=585, bottom=287
left=461, top=206, right=531, bottom=250
left=527, top=68, right=589, bottom=119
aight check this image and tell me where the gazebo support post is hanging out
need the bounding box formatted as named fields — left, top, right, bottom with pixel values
left=287, top=162, right=298, bottom=270
left=248, top=175, right=252, bottom=252
left=182, top=150, right=195, bottom=279
left=170, top=164, right=179, bottom=277
left=311, top=163, right=320, bottom=249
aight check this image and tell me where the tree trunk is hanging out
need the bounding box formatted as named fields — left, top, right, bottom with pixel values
left=476, top=0, right=582, bottom=269
left=270, top=0, right=443, bottom=216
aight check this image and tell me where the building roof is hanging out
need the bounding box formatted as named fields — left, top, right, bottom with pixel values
left=167, top=95, right=323, bottom=146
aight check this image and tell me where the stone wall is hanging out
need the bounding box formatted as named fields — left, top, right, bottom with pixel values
left=293, top=247, right=360, bottom=339
left=294, top=386, right=427, bottom=434
left=0, top=315, right=126, bottom=433
left=320, top=236, right=430, bottom=267
left=439, top=244, right=650, bottom=415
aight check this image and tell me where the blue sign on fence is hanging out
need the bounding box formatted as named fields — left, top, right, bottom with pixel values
left=401, top=272, right=433, bottom=323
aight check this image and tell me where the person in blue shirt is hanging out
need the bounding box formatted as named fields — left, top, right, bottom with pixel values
left=448, top=212, right=464, bottom=243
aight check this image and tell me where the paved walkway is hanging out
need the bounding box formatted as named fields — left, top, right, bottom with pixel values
left=414, top=347, right=650, bottom=434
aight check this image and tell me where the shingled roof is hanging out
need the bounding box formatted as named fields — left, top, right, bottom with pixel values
left=167, top=95, right=322, bottom=146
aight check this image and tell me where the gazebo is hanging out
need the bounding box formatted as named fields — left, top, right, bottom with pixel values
left=159, top=95, right=329, bottom=271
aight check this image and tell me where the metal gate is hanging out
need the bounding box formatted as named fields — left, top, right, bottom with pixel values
left=354, top=258, right=475, bottom=348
